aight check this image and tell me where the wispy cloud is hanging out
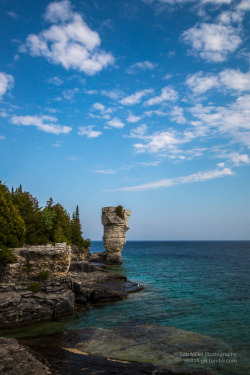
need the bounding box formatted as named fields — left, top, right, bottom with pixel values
left=0, top=135, right=5, bottom=140
left=127, top=61, right=157, bottom=74
left=144, top=86, right=178, bottom=106
left=77, top=125, right=102, bottom=138
left=62, top=88, right=79, bottom=100
left=46, top=76, right=64, bottom=86
left=10, top=114, right=71, bottom=134
left=120, top=89, right=154, bottom=106
left=20, top=0, right=114, bottom=75
left=114, top=167, right=233, bottom=191
left=182, top=23, right=241, bottom=62
left=0, top=72, right=14, bottom=100
left=186, top=72, right=219, bottom=94
left=92, top=102, right=113, bottom=120
left=92, top=168, right=116, bottom=174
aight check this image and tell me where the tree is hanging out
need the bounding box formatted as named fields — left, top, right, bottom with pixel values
left=71, top=205, right=90, bottom=248
left=12, top=185, right=44, bottom=245
left=0, top=181, right=25, bottom=248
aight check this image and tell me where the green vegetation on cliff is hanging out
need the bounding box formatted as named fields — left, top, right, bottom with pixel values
left=0, top=181, right=90, bottom=250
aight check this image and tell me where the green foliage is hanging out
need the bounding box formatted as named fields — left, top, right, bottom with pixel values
left=0, top=182, right=90, bottom=249
left=12, top=185, right=44, bottom=245
left=81, top=238, right=91, bottom=250
left=115, top=205, right=125, bottom=220
left=27, top=282, right=40, bottom=292
left=0, top=248, right=17, bottom=266
left=38, top=271, right=50, bottom=281
left=0, top=182, right=25, bottom=249
left=23, top=265, right=32, bottom=273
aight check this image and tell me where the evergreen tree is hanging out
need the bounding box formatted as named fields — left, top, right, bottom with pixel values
left=71, top=205, right=90, bottom=248
left=12, top=186, right=44, bottom=245
left=52, top=203, right=72, bottom=243
left=0, top=181, right=25, bottom=248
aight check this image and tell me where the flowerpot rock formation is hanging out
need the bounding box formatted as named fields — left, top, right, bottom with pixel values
left=102, top=206, right=131, bottom=265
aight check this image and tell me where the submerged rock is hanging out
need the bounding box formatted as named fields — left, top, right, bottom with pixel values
left=101, top=206, right=131, bottom=264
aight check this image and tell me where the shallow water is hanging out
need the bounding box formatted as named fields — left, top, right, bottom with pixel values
left=2, top=241, right=250, bottom=374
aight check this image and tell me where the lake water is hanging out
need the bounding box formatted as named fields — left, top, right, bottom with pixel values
left=3, top=241, right=250, bottom=374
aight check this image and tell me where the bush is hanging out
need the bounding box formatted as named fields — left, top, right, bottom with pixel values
left=0, top=248, right=17, bottom=266
left=27, top=282, right=40, bottom=292
left=115, top=205, right=124, bottom=220
left=81, top=238, right=91, bottom=250
left=38, top=271, right=50, bottom=281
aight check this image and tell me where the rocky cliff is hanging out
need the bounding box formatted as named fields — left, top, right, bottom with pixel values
left=0, top=241, right=141, bottom=330
left=102, top=206, right=131, bottom=264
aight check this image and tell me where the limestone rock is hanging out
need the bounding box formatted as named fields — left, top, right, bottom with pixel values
left=0, top=337, right=51, bottom=375
left=102, top=206, right=131, bottom=264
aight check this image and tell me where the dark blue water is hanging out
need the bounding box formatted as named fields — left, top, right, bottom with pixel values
left=3, top=241, right=250, bottom=374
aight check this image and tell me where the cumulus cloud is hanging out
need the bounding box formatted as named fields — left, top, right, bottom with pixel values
left=114, top=167, right=233, bottom=191
left=46, top=76, right=64, bottom=85
left=126, top=114, right=142, bottom=123
left=127, top=61, right=157, bottom=74
left=91, top=102, right=113, bottom=120
left=129, top=124, right=148, bottom=138
left=77, top=125, right=102, bottom=138
left=186, top=69, right=250, bottom=94
left=21, top=0, right=114, bottom=75
left=170, top=106, right=186, bottom=124
left=0, top=72, right=14, bottom=100
left=10, top=115, right=72, bottom=134
left=134, top=129, right=194, bottom=153
left=182, top=23, right=241, bottom=62
left=186, top=72, right=219, bottom=94
left=107, top=118, right=125, bottom=128
left=120, top=89, right=154, bottom=106
left=219, top=69, right=250, bottom=91
left=144, top=86, right=178, bottom=106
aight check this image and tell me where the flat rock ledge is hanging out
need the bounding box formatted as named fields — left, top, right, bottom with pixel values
left=0, top=243, right=143, bottom=330
left=0, top=337, right=51, bottom=375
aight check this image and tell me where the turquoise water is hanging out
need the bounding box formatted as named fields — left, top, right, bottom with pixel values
left=2, top=241, right=250, bottom=374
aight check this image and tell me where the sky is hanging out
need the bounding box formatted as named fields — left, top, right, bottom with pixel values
left=0, top=0, right=250, bottom=241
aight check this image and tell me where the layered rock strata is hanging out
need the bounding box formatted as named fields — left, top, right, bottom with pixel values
left=0, top=242, right=141, bottom=330
left=102, top=206, right=131, bottom=264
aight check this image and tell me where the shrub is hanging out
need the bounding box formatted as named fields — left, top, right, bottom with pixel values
left=38, top=271, right=50, bottom=281
left=23, top=265, right=32, bottom=273
left=115, top=205, right=124, bottom=220
left=81, top=238, right=91, bottom=250
left=27, top=282, right=40, bottom=292
left=0, top=248, right=17, bottom=266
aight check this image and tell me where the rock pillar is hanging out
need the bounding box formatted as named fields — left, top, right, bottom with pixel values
left=102, top=206, right=131, bottom=264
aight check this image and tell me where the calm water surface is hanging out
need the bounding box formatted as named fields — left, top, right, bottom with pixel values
left=2, top=241, right=250, bottom=374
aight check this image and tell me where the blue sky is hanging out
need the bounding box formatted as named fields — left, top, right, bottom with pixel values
left=0, top=0, right=250, bottom=240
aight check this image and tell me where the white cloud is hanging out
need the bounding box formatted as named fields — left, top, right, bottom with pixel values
left=163, top=73, right=172, bottom=80
left=126, top=114, right=142, bottom=123
left=120, top=89, right=154, bottom=106
left=62, top=87, right=79, bottom=100
left=186, top=69, right=250, bottom=94
left=21, top=0, right=114, bottom=75
left=144, top=86, right=178, bottom=106
left=77, top=125, right=102, bottom=138
left=218, top=151, right=250, bottom=166
left=0, top=111, right=9, bottom=118
left=129, top=124, right=148, bottom=138
left=0, top=135, right=5, bottom=140
left=237, top=0, right=250, bottom=11
left=186, top=72, right=219, bottom=94
left=10, top=115, right=72, bottom=134
left=114, top=167, right=233, bottom=191
left=101, top=90, right=123, bottom=100
left=219, top=69, right=250, bottom=91
left=182, top=23, right=241, bottom=62
left=134, top=129, right=194, bottom=153
left=170, top=106, right=186, bottom=124
left=127, top=61, right=157, bottom=74
left=107, top=118, right=125, bottom=128
left=46, top=76, right=64, bottom=85
left=92, top=168, right=116, bottom=174
left=7, top=11, right=18, bottom=19
left=93, top=102, right=105, bottom=111
left=0, top=72, right=14, bottom=100
left=44, top=0, right=72, bottom=23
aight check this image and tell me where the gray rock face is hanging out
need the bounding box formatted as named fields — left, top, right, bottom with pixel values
left=102, top=206, right=131, bottom=264
left=0, top=337, right=51, bottom=375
